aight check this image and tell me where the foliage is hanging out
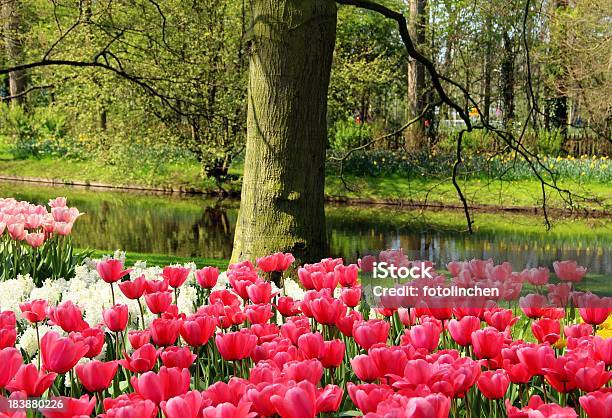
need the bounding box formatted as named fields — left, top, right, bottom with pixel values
left=328, top=149, right=612, bottom=182
left=328, top=118, right=374, bottom=150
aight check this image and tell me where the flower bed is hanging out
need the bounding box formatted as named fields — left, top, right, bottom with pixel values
left=0, top=251, right=610, bottom=417
left=0, top=197, right=89, bottom=286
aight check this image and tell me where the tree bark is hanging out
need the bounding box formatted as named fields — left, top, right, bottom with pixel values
left=2, top=0, right=26, bottom=106
left=231, top=0, right=337, bottom=264
left=405, top=0, right=427, bottom=149
left=482, top=15, right=493, bottom=125
left=500, top=33, right=515, bottom=130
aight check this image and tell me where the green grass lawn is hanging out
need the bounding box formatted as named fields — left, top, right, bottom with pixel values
left=0, top=155, right=609, bottom=210
left=87, top=249, right=229, bottom=269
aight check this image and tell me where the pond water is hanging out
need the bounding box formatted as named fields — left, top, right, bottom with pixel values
left=2, top=181, right=611, bottom=277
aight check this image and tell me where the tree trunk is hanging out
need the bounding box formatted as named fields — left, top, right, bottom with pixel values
left=231, top=0, right=337, bottom=264
left=2, top=0, right=26, bottom=106
left=550, top=0, right=569, bottom=140
left=482, top=15, right=493, bottom=125
left=500, top=34, right=515, bottom=130
left=405, top=0, right=428, bottom=149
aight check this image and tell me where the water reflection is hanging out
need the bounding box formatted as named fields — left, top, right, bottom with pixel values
left=1, top=182, right=610, bottom=276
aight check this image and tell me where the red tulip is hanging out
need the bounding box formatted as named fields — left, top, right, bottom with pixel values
left=150, top=318, right=180, bottom=346
left=320, top=339, right=345, bottom=368
left=484, top=308, right=518, bottom=331
left=244, top=303, right=273, bottom=324
left=243, top=383, right=285, bottom=416
left=471, top=327, right=504, bottom=359
left=369, top=345, right=408, bottom=378
left=531, top=318, right=561, bottom=344
left=48, top=300, right=88, bottom=332
left=246, top=280, right=275, bottom=304
left=505, top=395, right=578, bottom=418
left=336, top=310, right=362, bottom=337
left=41, top=331, right=88, bottom=374
left=145, top=291, right=173, bottom=315
left=347, top=382, right=394, bottom=414
left=403, top=322, right=441, bottom=352
left=118, top=275, right=146, bottom=299
left=103, top=396, right=158, bottom=418
left=563, top=323, right=593, bottom=339
left=350, top=354, right=379, bottom=382
left=271, top=380, right=317, bottom=418
left=503, top=359, right=532, bottom=383
left=120, top=343, right=158, bottom=373
left=316, top=384, right=343, bottom=413
left=69, top=327, right=105, bottom=358
left=516, top=344, right=554, bottom=376
left=0, top=311, right=16, bottom=329
left=163, top=266, right=191, bottom=288
left=97, top=259, right=132, bottom=283
left=76, top=360, right=119, bottom=392
left=297, top=332, right=324, bottom=360
left=280, top=317, right=310, bottom=345
left=352, top=319, right=389, bottom=350
left=180, top=314, right=217, bottom=347
left=309, top=296, right=346, bottom=325
left=103, top=304, right=129, bottom=332
left=340, top=286, right=361, bottom=308
left=448, top=316, right=481, bottom=346
left=39, top=395, right=96, bottom=418
left=196, top=267, right=219, bottom=289
left=592, top=336, right=612, bottom=365
left=131, top=366, right=191, bottom=404
left=553, top=260, right=587, bottom=282
left=579, top=390, right=612, bottom=418
left=128, top=330, right=151, bottom=349
left=202, top=401, right=256, bottom=418
left=576, top=292, right=612, bottom=325
left=524, top=267, right=549, bottom=285
left=0, top=347, right=22, bottom=389
left=0, top=326, right=16, bottom=349
left=477, top=369, right=510, bottom=399
left=161, top=390, right=206, bottom=418
left=257, top=252, right=294, bottom=272
left=145, top=278, right=169, bottom=294
left=282, top=359, right=323, bottom=384
left=574, top=360, right=610, bottom=392
left=334, top=264, right=359, bottom=287
left=215, top=330, right=258, bottom=361
left=19, top=299, right=48, bottom=323
left=276, top=296, right=301, bottom=317
left=161, top=346, right=196, bottom=369
left=519, top=294, right=548, bottom=318
left=5, top=363, right=56, bottom=396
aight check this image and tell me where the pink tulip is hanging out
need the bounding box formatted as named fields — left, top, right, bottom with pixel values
left=97, top=259, right=132, bottom=283
left=531, top=318, right=560, bottom=344
left=477, top=369, right=510, bottom=399
left=471, top=327, right=504, bottom=359
left=215, top=330, right=257, bottom=361
left=25, top=232, right=45, bottom=248
left=257, top=252, right=294, bottom=272
left=579, top=390, right=612, bottom=418
left=553, top=260, right=587, bottom=282
left=180, top=314, right=217, bottom=347
left=160, top=346, right=196, bottom=369
left=448, top=316, right=481, bottom=346
left=118, top=275, right=146, bottom=299
left=403, top=322, right=441, bottom=352
left=19, top=299, right=48, bottom=323
left=120, top=343, right=158, bottom=373
left=69, top=326, right=105, bottom=358
left=39, top=395, right=95, bottom=418
left=76, top=360, right=119, bottom=392
left=161, top=391, right=206, bottom=418
left=145, top=291, right=173, bottom=314
left=297, top=332, right=325, bottom=360
left=0, top=347, right=22, bottom=389
left=163, top=266, right=191, bottom=288
left=271, top=380, right=317, bottom=418
left=5, top=363, right=57, bottom=396
left=48, top=300, right=88, bottom=333
left=150, top=318, right=180, bottom=346
left=40, top=331, right=88, bottom=374
left=131, top=366, right=191, bottom=404
left=196, top=267, right=219, bottom=288
left=128, top=330, right=151, bottom=349
left=103, top=304, right=129, bottom=332
left=202, top=401, right=256, bottom=418
left=353, top=319, right=389, bottom=350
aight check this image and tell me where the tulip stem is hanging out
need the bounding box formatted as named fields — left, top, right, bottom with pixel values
left=110, top=283, right=116, bottom=305
left=137, top=298, right=146, bottom=330
left=35, top=322, right=41, bottom=370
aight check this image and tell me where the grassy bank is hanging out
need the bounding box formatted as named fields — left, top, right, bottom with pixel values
left=0, top=155, right=610, bottom=210
left=88, top=249, right=229, bottom=269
